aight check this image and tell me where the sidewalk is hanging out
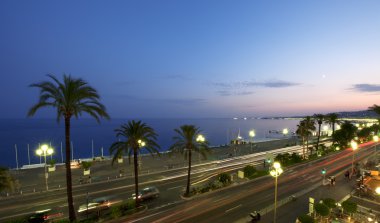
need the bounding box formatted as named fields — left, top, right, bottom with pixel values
left=8, top=138, right=297, bottom=195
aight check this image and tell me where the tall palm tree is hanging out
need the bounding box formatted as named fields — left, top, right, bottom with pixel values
left=0, top=167, right=18, bottom=192
left=314, top=114, right=325, bottom=152
left=109, top=120, right=160, bottom=207
left=325, top=113, right=340, bottom=136
left=369, top=104, right=380, bottom=115
left=303, top=116, right=316, bottom=155
left=169, top=125, right=210, bottom=197
left=28, top=74, right=109, bottom=222
left=296, top=120, right=313, bottom=159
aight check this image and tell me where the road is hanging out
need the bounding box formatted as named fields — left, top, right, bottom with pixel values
left=121, top=142, right=376, bottom=223
left=0, top=144, right=302, bottom=221
left=0, top=141, right=375, bottom=222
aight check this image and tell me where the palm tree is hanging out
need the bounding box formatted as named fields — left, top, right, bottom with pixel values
left=369, top=104, right=380, bottom=115
left=325, top=113, right=340, bottom=136
left=302, top=116, right=316, bottom=155
left=314, top=114, right=325, bottom=152
left=28, top=74, right=109, bottom=222
left=0, top=167, right=18, bottom=192
left=169, top=125, right=210, bottom=197
left=296, top=120, right=312, bottom=159
left=109, top=120, right=160, bottom=207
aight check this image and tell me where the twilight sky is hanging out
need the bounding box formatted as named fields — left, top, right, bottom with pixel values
left=1, top=0, right=380, bottom=118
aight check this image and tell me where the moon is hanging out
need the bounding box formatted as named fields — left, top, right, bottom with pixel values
left=322, top=75, right=326, bottom=79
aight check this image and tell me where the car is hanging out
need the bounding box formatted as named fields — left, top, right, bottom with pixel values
left=132, top=186, right=160, bottom=201
left=78, top=197, right=112, bottom=214
left=28, top=208, right=64, bottom=223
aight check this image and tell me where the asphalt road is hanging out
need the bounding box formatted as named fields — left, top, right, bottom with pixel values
left=0, top=141, right=375, bottom=222
left=121, top=143, right=376, bottom=223
left=0, top=144, right=302, bottom=221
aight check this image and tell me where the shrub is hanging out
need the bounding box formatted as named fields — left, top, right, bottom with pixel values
left=297, top=214, right=315, bottom=223
left=243, top=165, right=257, bottom=178
left=322, top=198, right=336, bottom=209
left=81, top=161, right=93, bottom=170
left=110, top=205, right=122, bottom=219
left=341, top=200, right=357, bottom=215
left=218, top=173, right=231, bottom=185
left=315, top=203, right=330, bottom=217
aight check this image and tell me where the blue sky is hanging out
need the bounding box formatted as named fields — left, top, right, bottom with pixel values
left=1, top=0, right=380, bottom=118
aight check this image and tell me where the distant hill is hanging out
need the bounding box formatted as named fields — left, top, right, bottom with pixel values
left=260, top=110, right=380, bottom=119
left=335, top=110, right=379, bottom=118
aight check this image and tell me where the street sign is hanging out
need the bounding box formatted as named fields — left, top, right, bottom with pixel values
left=238, top=170, right=244, bottom=179
left=309, top=197, right=314, bottom=214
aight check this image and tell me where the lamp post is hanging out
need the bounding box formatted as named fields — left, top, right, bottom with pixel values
left=36, top=144, right=54, bottom=191
left=196, top=134, right=205, bottom=162
left=249, top=130, right=255, bottom=154
left=350, top=141, right=358, bottom=178
left=270, top=162, right=283, bottom=223
left=375, top=187, right=380, bottom=195
left=282, top=128, right=288, bottom=137
left=373, top=135, right=379, bottom=157
left=137, top=140, right=146, bottom=171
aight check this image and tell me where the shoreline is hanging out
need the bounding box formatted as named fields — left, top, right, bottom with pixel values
left=19, top=137, right=298, bottom=170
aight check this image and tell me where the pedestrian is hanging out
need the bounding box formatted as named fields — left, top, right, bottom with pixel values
left=257, top=212, right=261, bottom=220
left=344, top=170, right=349, bottom=180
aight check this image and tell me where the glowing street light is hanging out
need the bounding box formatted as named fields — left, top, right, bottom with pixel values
left=138, top=139, right=146, bottom=147
left=196, top=134, right=205, bottom=143
left=375, top=187, right=380, bottom=195
left=36, top=144, right=54, bottom=191
left=350, top=141, right=358, bottom=177
left=336, top=124, right=341, bottom=130
left=270, top=162, right=283, bottom=223
left=282, top=128, right=288, bottom=136
left=249, top=130, right=255, bottom=153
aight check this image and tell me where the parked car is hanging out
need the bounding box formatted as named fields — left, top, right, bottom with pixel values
left=132, top=186, right=160, bottom=201
left=28, top=208, right=64, bottom=223
left=78, top=197, right=112, bottom=214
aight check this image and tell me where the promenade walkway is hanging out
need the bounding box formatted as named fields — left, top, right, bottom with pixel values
left=8, top=138, right=298, bottom=195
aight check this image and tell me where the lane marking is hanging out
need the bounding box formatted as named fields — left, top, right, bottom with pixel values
left=225, top=204, right=242, bottom=213
left=167, top=186, right=182, bottom=191
left=213, top=196, right=229, bottom=203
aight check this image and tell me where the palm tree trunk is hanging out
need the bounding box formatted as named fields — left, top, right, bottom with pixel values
left=306, top=136, right=310, bottom=155
left=332, top=122, right=335, bottom=136
left=65, top=117, right=76, bottom=222
left=302, top=136, right=306, bottom=159
left=186, top=148, right=192, bottom=196
left=134, top=149, right=139, bottom=207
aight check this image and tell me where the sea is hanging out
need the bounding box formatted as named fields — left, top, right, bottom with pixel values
left=0, top=118, right=300, bottom=168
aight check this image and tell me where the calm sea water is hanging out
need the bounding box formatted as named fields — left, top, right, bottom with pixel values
left=0, top=118, right=300, bottom=168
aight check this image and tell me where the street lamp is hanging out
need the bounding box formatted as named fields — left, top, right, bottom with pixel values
left=36, top=144, right=54, bottom=191
left=196, top=134, right=205, bottom=162
left=196, top=134, right=205, bottom=143
left=350, top=141, right=358, bottom=177
left=375, top=187, right=380, bottom=195
left=249, top=130, right=255, bottom=153
left=137, top=140, right=145, bottom=171
left=282, top=128, right=288, bottom=136
left=270, top=162, right=283, bottom=223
